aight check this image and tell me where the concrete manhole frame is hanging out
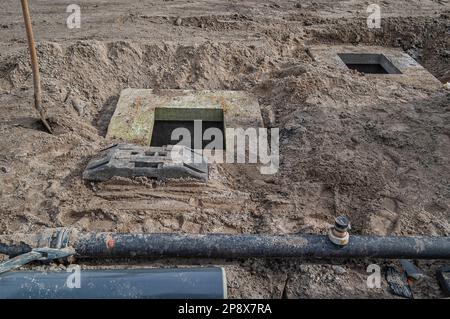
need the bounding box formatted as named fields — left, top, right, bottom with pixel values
left=106, top=89, right=265, bottom=149
left=309, top=45, right=442, bottom=90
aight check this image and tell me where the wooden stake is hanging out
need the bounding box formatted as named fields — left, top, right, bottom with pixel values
left=20, top=0, right=52, bottom=133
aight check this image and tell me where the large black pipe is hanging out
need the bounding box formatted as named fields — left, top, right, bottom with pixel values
left=74, top=233, right=450, bottom=259
left=0, top=268, right=227, bottom=299
left=1, top=231, right=450, bottom=260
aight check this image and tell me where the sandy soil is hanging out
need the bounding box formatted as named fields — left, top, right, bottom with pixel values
left=0, top=0, right=449, bottom=298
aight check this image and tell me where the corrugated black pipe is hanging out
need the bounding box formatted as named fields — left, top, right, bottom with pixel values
left=1, top=231, right=449, bottom=259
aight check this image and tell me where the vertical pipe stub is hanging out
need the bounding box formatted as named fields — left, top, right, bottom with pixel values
left=328, top=216, right=350, bottom=246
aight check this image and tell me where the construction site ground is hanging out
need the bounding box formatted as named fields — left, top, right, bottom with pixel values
left=0, top=0, right=449, bottom=298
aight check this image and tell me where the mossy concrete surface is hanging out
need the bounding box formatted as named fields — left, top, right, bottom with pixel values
left=310, top=45, right=442, bottom=91
left=106, top=89, right=264, bottom=145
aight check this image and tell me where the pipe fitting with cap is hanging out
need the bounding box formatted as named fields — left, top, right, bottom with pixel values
left=328, top=216, right=350, bottom=246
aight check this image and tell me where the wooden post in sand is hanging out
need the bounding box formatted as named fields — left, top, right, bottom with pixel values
left=20, top=0, right=52, bottom=133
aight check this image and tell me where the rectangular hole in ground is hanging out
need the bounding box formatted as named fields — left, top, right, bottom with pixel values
left=151, top=108, right=225, bottom=149
left=338, top=53, right=402, bottom=74
left=150, top=120, right=225, bottom=149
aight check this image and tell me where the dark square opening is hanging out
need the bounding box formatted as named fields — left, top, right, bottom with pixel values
left=150, top=108, right=225, bottom=150
left=338, top=53, right=402, bottom=74
left=151, top=120, right=225, bottom=149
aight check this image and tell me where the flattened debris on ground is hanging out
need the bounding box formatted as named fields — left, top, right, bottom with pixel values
left=83, top=144, right=208, bottom=182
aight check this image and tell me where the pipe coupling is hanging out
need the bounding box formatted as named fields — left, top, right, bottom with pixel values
left=328, top=216, right=350, bottom=246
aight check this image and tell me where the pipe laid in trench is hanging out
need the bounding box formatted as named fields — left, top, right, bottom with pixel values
left=1, top=230, right=449, bottom=260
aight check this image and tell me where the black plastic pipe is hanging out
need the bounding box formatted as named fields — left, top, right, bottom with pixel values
left=0, top=267, right=227, bottom=299
left=1, top=231, right=450, bottom=260
left=74, top=233, right=450, bottom=259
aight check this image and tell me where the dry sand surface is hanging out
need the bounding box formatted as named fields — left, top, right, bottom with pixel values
left=0, top=0, right=449, bottom=298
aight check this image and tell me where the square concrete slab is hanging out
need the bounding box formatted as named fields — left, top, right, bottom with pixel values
left=309, top=45, right=442, bottom=90
left=106, top=89, right=264, bottom=146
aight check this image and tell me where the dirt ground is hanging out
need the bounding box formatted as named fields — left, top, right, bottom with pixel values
left=0, top=0, right=449, bottom=298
